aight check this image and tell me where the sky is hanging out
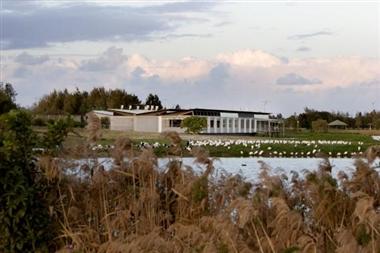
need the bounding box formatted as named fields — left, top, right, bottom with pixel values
left=1, top=0, right=379, bottom=116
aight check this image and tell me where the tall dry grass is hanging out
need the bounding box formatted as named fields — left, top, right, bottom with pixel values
left=41, top=116, right=380, bottom=252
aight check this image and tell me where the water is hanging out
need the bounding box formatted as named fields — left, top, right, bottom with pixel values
left=160, top=157, right=360, bottom=181
left=71, top=157, right=380, bottom=182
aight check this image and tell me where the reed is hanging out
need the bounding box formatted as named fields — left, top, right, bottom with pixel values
left=41, top=118, right=380, bottom=252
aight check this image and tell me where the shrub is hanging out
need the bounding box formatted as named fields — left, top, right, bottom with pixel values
left=0, top=110, right=53, bottom=252
left=32, top=117, right=46, bottom=126
left=100, top=117, right=110, bottom=129
left=42, top=116, right=74, bottom=152
left=311, top=119, right=328, bottom=132
left=181, top=116, right=207, bottom=134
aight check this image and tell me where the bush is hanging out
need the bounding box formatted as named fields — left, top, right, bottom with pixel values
left=73, top=119, right=86, bottom=128
left=311, top=119, right=328, bottom=132
left=181, top=116, right=207, bottom=134
left=100, top=117, right=110, bottom=129
left=0, top=110, right=53, bottom=252
left=32, top=117, right=46, bottom=126
left=42, top=116, right=74, bottom=152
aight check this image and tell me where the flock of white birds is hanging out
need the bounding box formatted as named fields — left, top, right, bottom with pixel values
left=87, top=137, right=380, bottom=158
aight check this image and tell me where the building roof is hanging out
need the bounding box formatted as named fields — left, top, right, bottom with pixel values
left=108, top=108, right=156, bottom=116
left=137, top=108, right=270, bottom=117
left=193, top=108, right=269, bottom=115
left=328, top=120, right=348, bottom=126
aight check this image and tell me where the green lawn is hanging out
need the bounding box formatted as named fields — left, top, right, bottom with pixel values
left=46, top=127, right=379, bottom=158
left=283, top=131, right=377, bottom=143
left=31, top=128, right=380, bottom=157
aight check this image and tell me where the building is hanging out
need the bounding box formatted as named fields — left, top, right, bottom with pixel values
left=328, top=119, right=348, bottom=129
left=93, top=106, right=282, bottom=135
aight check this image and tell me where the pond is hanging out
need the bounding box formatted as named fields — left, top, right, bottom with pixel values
left=72, top=157, right=380, bottom=181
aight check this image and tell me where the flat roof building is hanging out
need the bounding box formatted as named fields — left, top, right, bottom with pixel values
left=93, top=107, right=282, bottom=135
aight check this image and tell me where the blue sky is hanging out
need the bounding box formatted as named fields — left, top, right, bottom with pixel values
left=1, top=0, right=379, bottom=115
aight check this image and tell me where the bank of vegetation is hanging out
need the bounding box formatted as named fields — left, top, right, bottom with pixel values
left=1, top=109, right=380, bottom=252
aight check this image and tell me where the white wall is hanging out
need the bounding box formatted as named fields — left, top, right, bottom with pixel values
left=110, top=116, right=134, bottom=131
left=134, top=116, right=159, bottom=132
left=254, top=114, right=269, bottom=119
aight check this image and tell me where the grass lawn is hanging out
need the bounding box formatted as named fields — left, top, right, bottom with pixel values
left=283, top=130, right=378, bottom=143
left=36, top=127, right=380, bottom=158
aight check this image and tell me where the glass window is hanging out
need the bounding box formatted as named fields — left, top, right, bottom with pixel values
left=241, top=119, right=245, bottom=129
left=169, top=119, right=182, bottom=127
left=228, top=119, right=233, bottom=128
left=210, top=119, right=214, bottom=128
left=222, top=119, right=227, bottom=128
left=216, top=120, right=220, bottom=128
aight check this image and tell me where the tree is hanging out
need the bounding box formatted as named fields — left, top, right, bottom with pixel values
left=311, top=119, right=328, bottom=132
left=42, top=116, right=74, bottom=152
left=0, top=82, right=17, bottom=114
left=0, top=110, right=53, bottom=252
left=374, top=118, right=380, bottom=130
left=145, top=93, right=163, bottom=109
left=355, top=112, right=363, bottom=129
left=33, top=87, right=141, bottom=115
left=88, top=87, right=108, bottom=110
left=181, top=116, right=207, bottom=134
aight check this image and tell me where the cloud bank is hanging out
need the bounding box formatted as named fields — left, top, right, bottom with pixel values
left=1, top=2, right=216, bottom=49
left=3, top=48, right=380, bottom=115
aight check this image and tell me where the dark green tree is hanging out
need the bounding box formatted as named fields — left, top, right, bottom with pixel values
left=145, top=93, right=163, bottom=109
left=0, top=110, right=53, bottom=252
left=0, top=82, right=17, bottom=115
left=42, top=116, right=74, bottom=153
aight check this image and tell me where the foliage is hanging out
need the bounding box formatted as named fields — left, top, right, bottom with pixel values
left=0, top=110, right=53, bottom=252
left=289, top=107, right=380, bottom=129
left=33, top=87, right=141, bottom=115
left=0, top=83, right=17, bottom=115
left=42, top=116, right=74, bottom=152
left=145, top=93, right=163, bottom=109
left=100, top=117, right=110, bottom=129
left=181, top=116, right=207, bottom=134
left=374, top=118, right=380, bottom=130
left=32, top=117, right=46, bottom=126
left=311, top=119, right=328, bottom=132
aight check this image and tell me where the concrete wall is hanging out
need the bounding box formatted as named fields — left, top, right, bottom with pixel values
left=134, top=116, right=159, bottom=132
left=110, top=116, right=134, bottom=131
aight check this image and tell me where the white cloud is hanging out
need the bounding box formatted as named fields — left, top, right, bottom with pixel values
left=217, top=49, right=282, bottom=68
left=14, top=52, right=50, bottom=65
left=1, top=1, right=217, bottom=50
left=4, top=47, right=380, bottom=115
left=80, top=47, right=127, bottom=72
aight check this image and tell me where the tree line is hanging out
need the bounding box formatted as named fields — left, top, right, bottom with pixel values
left=1, top=83, right=379, bottom=129
left=32, top=87, right=163, bottom=115
left=285, top=107, right=380, bottom=130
